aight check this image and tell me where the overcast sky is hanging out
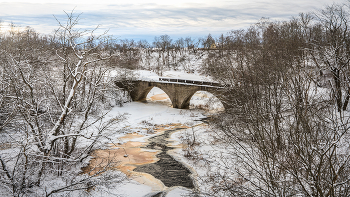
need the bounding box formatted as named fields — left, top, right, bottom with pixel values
left=0, top=0, right=346, bottom=41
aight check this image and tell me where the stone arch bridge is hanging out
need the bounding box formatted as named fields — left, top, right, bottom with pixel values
left=115, top=78, right=226, bottom=109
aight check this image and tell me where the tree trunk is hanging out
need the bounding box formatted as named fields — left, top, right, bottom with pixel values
left=343, top=87, right=350, bottom=111
left=332, top=68, right=342, bottom=112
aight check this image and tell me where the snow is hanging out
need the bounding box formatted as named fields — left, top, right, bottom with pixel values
left=103, top=180, right=153, bottom=197
left=86, top=94, right=214, bottom=196
left=165, top=187, right=194, bottom=196
left=109, top=68, right=215, bottom=83
left=132, top=69, right=216, bottom=83
left=169, top=125, right=238, bottom=196
left=1, top=46, right=348, bottom=196
left=163, top=70, right=213, bottom=82
left=0, top=69, right=223, bottom=197
left=80, top=76, right=229, bottom=196
left=105, top=102, right=206, bottom=129
left=0, top=49, right=224, bottom=196
left=134, top=70, right=160, bottom=81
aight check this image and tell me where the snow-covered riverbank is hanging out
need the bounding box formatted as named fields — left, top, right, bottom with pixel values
left=86, top=87, right=221, bottom=196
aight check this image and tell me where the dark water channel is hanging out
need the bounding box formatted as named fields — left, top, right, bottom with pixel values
left=133, top=127, right=195, bottom=189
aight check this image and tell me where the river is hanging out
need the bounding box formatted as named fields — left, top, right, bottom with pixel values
left=83, top=88, right=222, bottom=196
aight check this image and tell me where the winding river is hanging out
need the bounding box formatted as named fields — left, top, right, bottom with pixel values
left=134, top=127, right=194, bottom=189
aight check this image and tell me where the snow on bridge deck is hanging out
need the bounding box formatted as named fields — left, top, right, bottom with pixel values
left=158, top=77, right=222, bottom=87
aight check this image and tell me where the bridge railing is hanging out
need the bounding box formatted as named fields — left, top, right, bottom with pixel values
left=158, top=77, right=221, bottom=87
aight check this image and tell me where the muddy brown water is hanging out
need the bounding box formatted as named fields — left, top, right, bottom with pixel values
left=83, top=123, right=196, bottom=191
left=134, top=127, right=195, bottom=189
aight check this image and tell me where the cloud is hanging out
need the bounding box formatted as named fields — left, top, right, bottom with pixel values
left=0, top=0, right=346, bottom=40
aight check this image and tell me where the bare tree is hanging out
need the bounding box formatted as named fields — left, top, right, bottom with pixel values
left=310, top=3, right=350, bottom=112
left=197, top=16, right=350, bottom=197
left=0, top=11, right=125, bottom=196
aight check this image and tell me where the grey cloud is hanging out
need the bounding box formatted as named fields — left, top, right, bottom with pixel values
left=0, top=1, right=345, bottom=40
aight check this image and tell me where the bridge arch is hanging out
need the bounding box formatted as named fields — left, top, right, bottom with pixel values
left=136, top=85, right=174, bottom=104
left=181, top=90, right=225, bottom=110
left=146, top=87, right=173, bottom=106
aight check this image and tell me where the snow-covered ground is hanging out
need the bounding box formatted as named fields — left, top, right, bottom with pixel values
left=169, top=124, right=229, bottom=196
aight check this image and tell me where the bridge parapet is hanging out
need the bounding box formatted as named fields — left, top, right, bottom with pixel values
left=158, top=77, right=221, bottom=87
